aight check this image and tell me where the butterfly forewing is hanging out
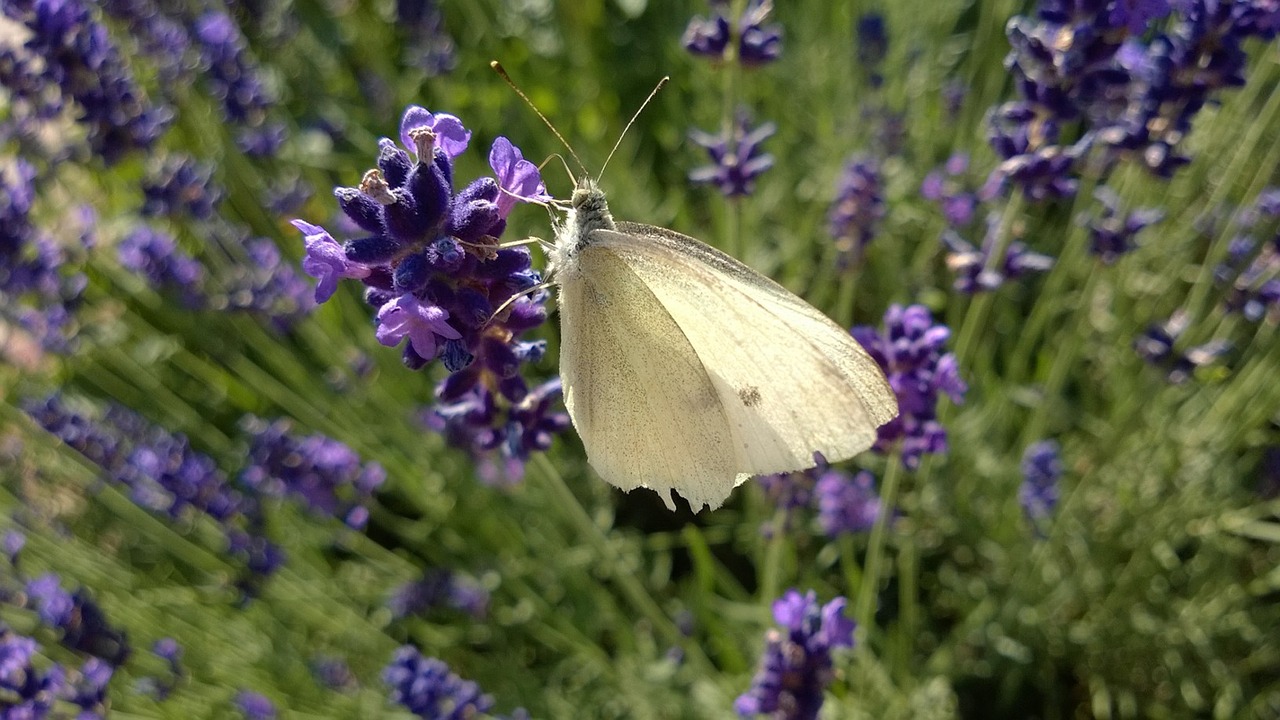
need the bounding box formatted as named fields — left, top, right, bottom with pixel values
left=557, top=242, right=743, bottom=511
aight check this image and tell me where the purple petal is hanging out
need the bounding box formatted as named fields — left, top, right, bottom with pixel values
left=489, top=137, right=550, bottom=218
left=398, top=107, right=471, bottom=160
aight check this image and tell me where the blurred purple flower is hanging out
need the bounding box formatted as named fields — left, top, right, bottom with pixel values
left=829, top=156, right=884, bottom=270
left=1020, top=440, right=1063, bottom=528
left=683, top=0, right=782, bottom=66
left=690, top=109, right=776, bottom=197
left=735, top=590, right=855, bottom=719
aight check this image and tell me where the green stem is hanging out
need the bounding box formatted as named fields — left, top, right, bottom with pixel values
left=854, top=456, right=904, bottom=642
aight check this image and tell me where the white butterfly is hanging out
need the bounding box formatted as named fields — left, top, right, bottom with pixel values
left=548, top=179, right=898, bottom=511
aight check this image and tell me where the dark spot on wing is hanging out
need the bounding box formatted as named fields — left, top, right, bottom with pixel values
left=738, top=386, right=761, bottom=407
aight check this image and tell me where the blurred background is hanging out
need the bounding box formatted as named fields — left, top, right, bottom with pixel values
left=2, top=0, right=1279, bottom=718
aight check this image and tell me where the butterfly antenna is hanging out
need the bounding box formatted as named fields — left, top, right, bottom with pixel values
left=598, top=76, right=669, bottom=185
left=485, top=280, right=553, bottom=328
left=491, top=61, right=588, bottom=179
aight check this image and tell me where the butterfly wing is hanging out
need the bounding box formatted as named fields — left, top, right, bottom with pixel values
left=556, top=241, right=743, bottom=511
left=596, top=222, right=897, bottom=485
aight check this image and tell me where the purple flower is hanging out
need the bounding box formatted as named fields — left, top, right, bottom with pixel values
left=735, top=590, right=855, bottom=719
left=0, top=627, right=66, bottom=717
left=1110, top=0, right=1173, bottom=33
left=1020, top=440, right=1063, bottom=527
left=690, top=109, right=776, bottom=197
left=683, top=0, right=782, bottom=66
left=234, top=690, right=277, bottom=720
left=193, top=12, right=271, bottom=124
left=384, top=647, right=495, bottom=718
left=118, top=226, right=207, bottom=308
left=828, top=156, right=884, bottom=269
left=292, top=107, right=562, bottom=478
left=26, top=574, right=75, bottom=627
left=852, top=305, right=967, bottom=469
left=3, top=530, right=25, bottom=566
left=1133, top=311, right=1231, bottom=383
left=140, top=155, right=222, bottom=220
left=942, top=213, right=1054, bottom=294
left=397, top=0, right=457, bottom=75
left=490, top=136, right=551, bottom=218
left=293, top=220, right=372, bottom=303
left=22, top=574, right=130, bottom=666
left=220, top=237, right=316, bottom=331
left=815, top=468, right=881, bottom=537
left=856, top=13, right=888, bottom=87
left=239, top=417, right=385, bottom=529
left=2, top=0, right=170, bottom=162
left=1088, top=188, right=1164, bottom=264
left=399, top=105, right=471, bottom=160
left=921, top=153, right=979, bottom=228
left=388, top=570, right=489, bottom=620
left=376, top=293, right=462, bottom=360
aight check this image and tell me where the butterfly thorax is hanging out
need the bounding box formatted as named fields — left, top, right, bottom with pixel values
left=550, top=180, right=615, bottom=276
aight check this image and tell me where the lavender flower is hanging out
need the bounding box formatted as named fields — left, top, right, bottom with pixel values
left=0, top=625, right=64, bottom=718
left=828, top=156, right=884, bottom=269
left=383, top=647, right=494, bottom=718
left=220, top=236, right=316, bottom=331
left=397, top=0, right=457, bottom=75
left=942, top=213, right=1054, bottom=294
left=293, top=107, right=563, bottom=481
left=1, top=159, right=37, bottom=260
left=117, top=226, right=206, bottom=307
left=1133, top=311, right=1231, bottom=383
left=1216, top=189, right=1280, bottom=323
left=1, top=0, right=170, bottom=162
left=855, top=13, right=888, bottom=87
left=388, top=570, right=489, bottom=620
left=23, top=574, right=130, bottom=665
left=735, top=590, right=856, bottom=720
left=3, top=530, right=24, bottom=566
left=141, top=155, right=223, bottom=220
left=425, top=377, right=571, bottom=486
left=1088, top=188, right=1165, bottom=263
left=689, top=109, right=776, bottom=198
left=683, top=0, right=782, bottom=66
left=852, top=305, right=967, bottom=469
left=193, top=12, right=272, bottom=124
left=239, top=417, right=386, bottom=529
left=921, top=153, right=979, bottom=228
left=756, top=467, right=817, bottom=537
left=23, top=395, right=284, bottom=586
left=235, top=690, right=277, bottom=720
left=1020, top=440, right=1063, bottom=527
left=815, top=467, right=881, bottom=537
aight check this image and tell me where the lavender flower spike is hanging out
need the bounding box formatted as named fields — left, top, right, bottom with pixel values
left=293, top=220, right=372, bottom=303
left=736, top=589, right=855, bottom=719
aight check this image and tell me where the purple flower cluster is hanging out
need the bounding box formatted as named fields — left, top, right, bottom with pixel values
left=683, top=0, right=782, bottom=66
left=193, top=12, right=273, bottom=125
left=1133, top=311, right=1230, bottom=383
left=239, top=417, right=386, bottom=530
left=384, top=646, right=528, bottom=720
left=387, top=570, right=490, bottom=620
left=0, top=0, right=171, bottom=163
left=22, top=394, right=286, bottom=585
left=828, top=156, right=884, bottom=269
left=235, top=690, right=278, bottom=720
left=735, top=589, right=856, bottom=720
left=19, top=573, right=130, bottom=666
left=295, top=106, right=568, bottom=481
left=921, top=153, right=982, bottom=229
left=396, top=0, right=457, bottom=75
left=852, top=305, right=967, bottom=469
left=989, top=0, right=1280, bottom=197
left=855, top=13, right=889, bottom=87
left=220, top=236, right=316, bottom=332
left=942, top=213, right=1055, bottom=294
left=140, top=155, right=223, bottom=220
left=1088, top=188, right=1165, bottom=264
left=117, top=226, right=206, bottom=308
left=1020, top=440, right=1063, bottom=527
left=0, top=624, right=115, bottom=719
left=0, top=158, right=89, bottom=354
left=1216, top=187, right=1280, bottom=323
left=689, top=109, right=777, bottom=198
left=759, top=456, right=882, bottom=538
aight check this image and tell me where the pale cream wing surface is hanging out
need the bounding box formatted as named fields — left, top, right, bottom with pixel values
left=593, top=222, right=898, bottom=476
left=557, top=243, right=744, bottom=511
